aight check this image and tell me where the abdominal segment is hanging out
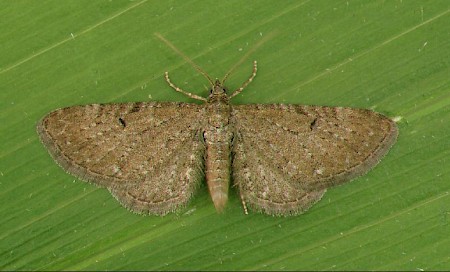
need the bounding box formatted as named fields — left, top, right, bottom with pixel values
left=204, top=128, right=232, bottom=212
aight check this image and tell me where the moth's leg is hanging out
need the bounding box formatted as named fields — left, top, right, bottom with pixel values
left=164, top=72, right=208, bottom=102
left=239, top=189, right=249, bottom=215
left=230, top=131, right=248, bottom=215
left=229, top=61, right=257, bottom=99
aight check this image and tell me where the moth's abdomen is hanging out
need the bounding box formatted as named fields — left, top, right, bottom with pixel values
left=204, top=128, right=232, bottom=212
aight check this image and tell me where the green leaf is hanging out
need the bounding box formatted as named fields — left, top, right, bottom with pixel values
left=1, top=0, right=449, bottom=270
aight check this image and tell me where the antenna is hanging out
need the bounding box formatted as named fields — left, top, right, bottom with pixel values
left=222, top=31, right=277, bottom=84
left=154, top=32, right=214, bottom=86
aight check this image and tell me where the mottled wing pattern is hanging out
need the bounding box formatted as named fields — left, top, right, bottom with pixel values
left=231, top=104, right=398, bottom=215
left=37, top=102, right=205, bottom=215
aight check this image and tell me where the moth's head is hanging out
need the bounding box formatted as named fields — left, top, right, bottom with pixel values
left=209, top=79, right=228, bottom=96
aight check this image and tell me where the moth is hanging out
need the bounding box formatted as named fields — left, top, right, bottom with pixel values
left=37, top=35, right=398, bottom=216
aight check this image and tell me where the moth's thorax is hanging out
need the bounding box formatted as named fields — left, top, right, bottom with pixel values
left=206, top=85, right=232, bottom=128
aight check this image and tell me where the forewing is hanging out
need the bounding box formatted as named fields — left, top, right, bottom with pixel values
left=37, top=102, right=205, bottom=215
left=231, top=104, right=397, bottom=215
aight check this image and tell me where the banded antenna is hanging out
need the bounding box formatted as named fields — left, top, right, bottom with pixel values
left=154, top=32, right=214, bottom=86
